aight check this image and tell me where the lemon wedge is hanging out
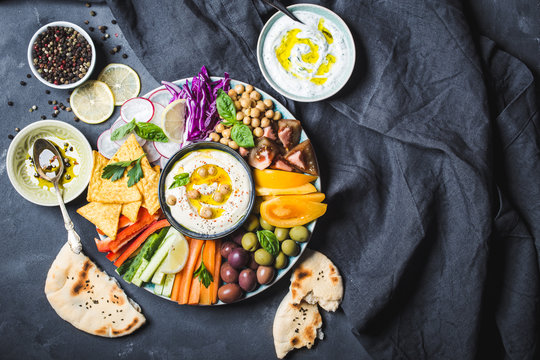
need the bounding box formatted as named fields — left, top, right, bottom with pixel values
left=70, top=80, right=115, bottom=124
left=98, top=63, right=141, bottom=106
left=160, top=231, right=189, bottom=274
left=161, top=99, right=186, bottom=143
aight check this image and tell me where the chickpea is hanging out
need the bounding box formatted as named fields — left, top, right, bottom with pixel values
left=197, top=167, right=208, bottom=177
left=250, top=91, right=261, bottom=100
left=207, top=165, right=217, bottom=176
left=250, top=99, right=257, bottom=108
left=220, top=137, right=229, bottom=145
left=236, top=112, right=244, bottom=121
left=263, top=99, right=273, bottom=109
left=213, top=191, right=224, bottom=202
left=256, top=101, right=266, bottom=112
left=209, top=132, right=220, bottom=142
left=219, top=184, right=232, bottom=194
left=273, top=111, right=282, bottom=120
left=222, top=128, right=231, bottom=139
left=240, top=98, right=251, bottom=108
left=234, top=100, right=242, bottom=111
left=251, top=118, right=260, bottom=128
left=245, top=84, right=254, bottom=93
left=187, top=190, right=200, bottom=199
left=260, top=118, right=270, bottom=128
left=253, top=127, right=264, bottom=137
left=265, top=110, right=274, bottom=119
left=200, top=206, right=213, bottom=219
left=234, top=84, right=245, bottom=94
left=228, top=89, right=237, bottom=100
left=215, top=123, right=225, bottom=133
left=243, top=116, right=251, bottom=125
left=228, top=140, right=239, bottom=150
left=250, top=108, right=261, bottom=118
left=166, top=195, right=177, bottom=206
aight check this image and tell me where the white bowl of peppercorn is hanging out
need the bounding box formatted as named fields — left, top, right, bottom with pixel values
left=27, top=21, right=96, bottom=89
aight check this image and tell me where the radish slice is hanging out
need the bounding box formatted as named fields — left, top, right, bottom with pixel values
left=97, top=129, right=120, bottom=159
left=150, top=102, right=165, bottom=125
left=154, top=141, right=181, bottom=159
left=148, top=89, right=172, bottom=107
left=120, top=97, right=155, bottom=123
left=143, top=141, right=161, bottom=163
left=110, top=118, right=147, bottom=147
left=160, top=156, right=169, bottom=169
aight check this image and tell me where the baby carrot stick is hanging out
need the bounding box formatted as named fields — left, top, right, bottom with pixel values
left=179, top=238, right=204, bottom=304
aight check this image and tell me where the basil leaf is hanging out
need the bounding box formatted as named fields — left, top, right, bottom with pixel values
left=231, top=124, right=254, bottom=148
left=169, top=172, right=190, bottom=189
left=126, top=155, right=145, bottom=187
left=135, top=122, right=169, bottom=142
left=257, top=230, right=280, bottom=257
left=110, top=119, right=137, bottom=140
left=216, top=89, right=237, bottom=124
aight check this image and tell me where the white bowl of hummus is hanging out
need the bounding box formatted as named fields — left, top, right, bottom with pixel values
left=159, top=142, right=255, bottom=240
left=257, top=4, right=355, bottom=102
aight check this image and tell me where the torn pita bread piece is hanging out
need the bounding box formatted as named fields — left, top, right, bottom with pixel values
left=273, top=292, right=323, bottom=359
left=76, top=202, right=122, bottom=239
left=45, top=243, right=146, bottom=337
left=290, top=249, right=343, bottom=312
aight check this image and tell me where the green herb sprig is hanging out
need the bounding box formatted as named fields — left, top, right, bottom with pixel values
left=111, top=119, right=169, bottom=143
left=101, top=155, right=145, bottom=187
left=169, top=172, right=190, bottom=189
left=215, top=89, right=254, bottom=148
left=257, top=230, right=280, bottom=257
left=193, top=244, right=213, bottom=288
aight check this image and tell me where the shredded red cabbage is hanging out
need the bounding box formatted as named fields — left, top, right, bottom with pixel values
left=162, top=66, right=230, bottom=144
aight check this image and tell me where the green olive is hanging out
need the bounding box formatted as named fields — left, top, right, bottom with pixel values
left=281, top=240, right=300, bottom=257
left=259, top=216, right=275, bottom=231
left=243, top=214, right=259, bottom=232
left=254, top=248, right=274, bottom=266
left=274, top=252, right=288, bottom=269
left=274, top=228, right=289, bottom=241
left=241, top=232, right=259, bottom=252
left=289, top=226, right=310, bottom=242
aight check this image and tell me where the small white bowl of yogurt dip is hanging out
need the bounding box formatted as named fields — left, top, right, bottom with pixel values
left=257, top=4, right=355, bottom=102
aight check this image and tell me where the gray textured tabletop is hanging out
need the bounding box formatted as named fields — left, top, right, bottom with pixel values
left=0, top=1, right=367, bottom=359
left=1, top=1, right=538, bottom=359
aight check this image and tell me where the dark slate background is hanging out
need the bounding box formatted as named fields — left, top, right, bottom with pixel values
left=0, top=1, right=538, bottom=359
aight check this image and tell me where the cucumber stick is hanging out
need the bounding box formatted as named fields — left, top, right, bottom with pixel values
left=154, top=283, right=164, bottom=295
left=151, top=268, right=167, bottom=284
left=140, top=228, right=182, bottom=283
left=162, top=274, right=175, bottom=298
left=132, top=258, right=149, bottom=287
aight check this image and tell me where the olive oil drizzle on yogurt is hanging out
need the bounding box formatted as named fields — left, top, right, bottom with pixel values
left=26, top=140, right=78, bottom=189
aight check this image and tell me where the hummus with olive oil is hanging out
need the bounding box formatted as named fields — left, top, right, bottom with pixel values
left=165, top=149, right=251, bottom=235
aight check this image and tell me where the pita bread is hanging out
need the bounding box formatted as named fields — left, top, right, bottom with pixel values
left=45, top=243, right=146, bottom=337
left=290, top=249, right=343, bottom=312
left=273, top=292, right=323, bottom=359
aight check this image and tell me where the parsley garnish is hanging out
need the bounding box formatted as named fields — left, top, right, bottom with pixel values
left=193, top=244, right=213, bottom=288
left=169, top=172, right=190, bottom=189
left=101, top=155, right=145, bottom=187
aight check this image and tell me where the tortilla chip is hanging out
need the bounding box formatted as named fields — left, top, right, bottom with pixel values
left=77, top=202, right=122, bottom=239
left=121, top=201, right=142, bottom=222
left=137, top=157, right=160, bottom=215
left=110, top=134, right=144, bottom=163
left=154, top=165, right=161, bottom=174
left=87, top=151, right=142, bottom=204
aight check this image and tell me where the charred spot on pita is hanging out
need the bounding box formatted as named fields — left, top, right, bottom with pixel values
left=291, top=336, right=299, bottom=345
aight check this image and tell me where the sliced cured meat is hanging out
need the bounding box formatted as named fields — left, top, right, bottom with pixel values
left=278, top=120, right=301, bottom=150
left=238, top=147, right=250, bottom=158
left=284, top=140, right=319, bottom=176
left=270, top=155, right=295, bottom=172
left=248, top=137, right=280, bottom=170
left=263, top=126, right=277, bottom=141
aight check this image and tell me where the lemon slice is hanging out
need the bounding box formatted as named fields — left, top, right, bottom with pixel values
left=160, top=231, right=189, bottom=274
left=70, top=80, right=115, bottom=124
left=161, top=99, right=186, bottom=143
left=98, top=63, right=141, bottom=106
